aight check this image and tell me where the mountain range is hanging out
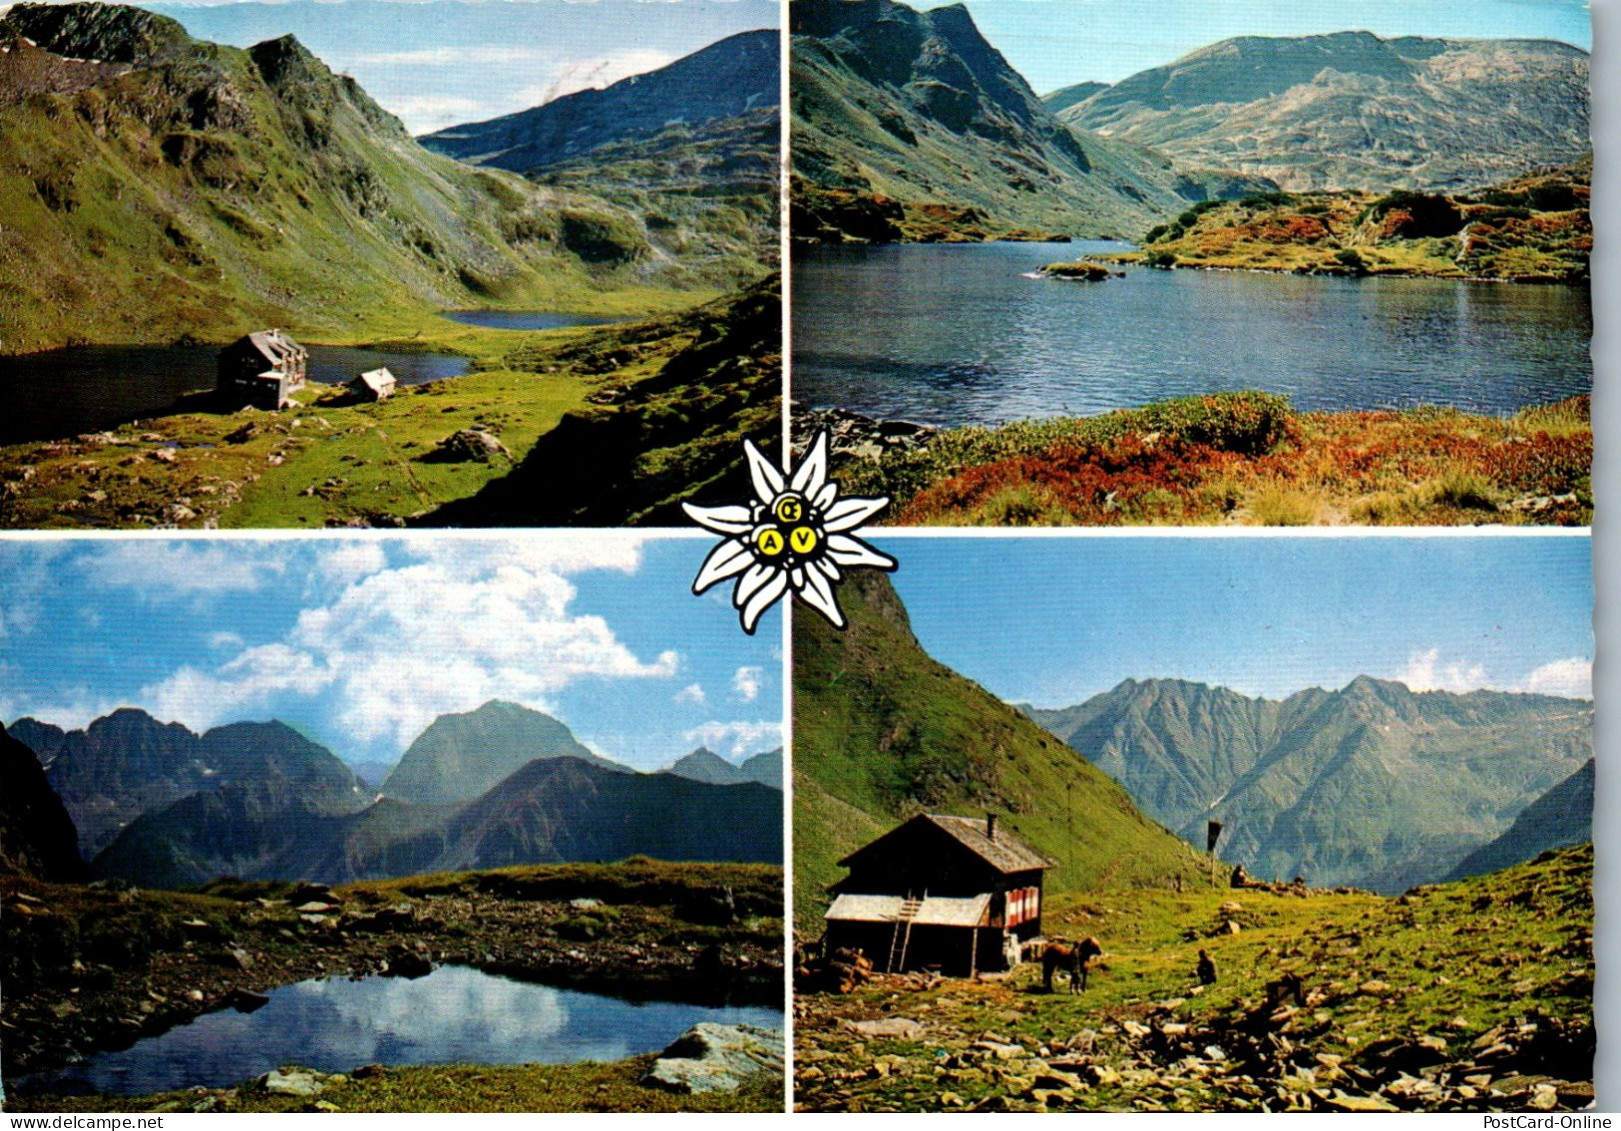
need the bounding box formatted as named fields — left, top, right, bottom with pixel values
left=1445, top=757, right=1594, bottom=882
left=16, top=708, right=367, bottom=857
left=421, top=30, right=776, bottom=176
left=789, top=0, right=1272, bottom=242
left=792, top=571, right=1205, bottom=929
left=1025, top=676, right=1592, bottom=892
left=1050, top=31, right=1590, bottom=193
left=420, top=29, right=779, bottom=288
left=666, top=745, right=782, bottom=789
left=380, top=699, right=624, bottom=804
left=7, top=699, right=782, bottom=889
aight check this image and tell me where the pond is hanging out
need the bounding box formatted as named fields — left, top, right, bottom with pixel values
left=441, top=310, right=626, bottom=331
left=15, top=966, right=783, bottom=1097
left=792, top=241, right=1593, bottom=426
left=0, top=344, right=472, bottom=447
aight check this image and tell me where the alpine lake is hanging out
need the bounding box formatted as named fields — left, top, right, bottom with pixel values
left=14, top=965, right=782, bottom=1098
left=792, top=241, right=1593, bottom=426
left=1, top=312, right=624, bottom=447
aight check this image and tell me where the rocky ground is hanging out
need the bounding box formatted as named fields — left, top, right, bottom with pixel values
left=794, top=847, right=1593, bottom=1112
left=2, top=861, right=784, bottom=1092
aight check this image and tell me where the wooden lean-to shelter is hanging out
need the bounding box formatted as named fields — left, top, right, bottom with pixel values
left=217, top=329, right=308, bottom=409
left=823, top=813, right=1054, bottom=976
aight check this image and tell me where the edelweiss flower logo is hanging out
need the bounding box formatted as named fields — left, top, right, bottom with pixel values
left=684, top=432, right=896, bottom=633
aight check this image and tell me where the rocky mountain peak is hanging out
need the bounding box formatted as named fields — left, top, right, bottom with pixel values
left=1, top=2, right=190, bottom=67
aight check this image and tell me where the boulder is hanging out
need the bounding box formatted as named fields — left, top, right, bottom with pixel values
left=641, top=1023, right=784, bottom=1094
left=435, top=429, right=509, bottom=463
left=841, top=1017, right=924, bottom=1039
left=261, top=1069, right=324, bottom=1097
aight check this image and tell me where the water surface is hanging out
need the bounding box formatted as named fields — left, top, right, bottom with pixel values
left=0, top=344, right=471, bottom=446
left=17, top=965, right=781, bottom=1097
left=792, top=241, right=1592, bottom=425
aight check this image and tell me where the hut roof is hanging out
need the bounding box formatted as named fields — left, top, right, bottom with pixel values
left=825, top=892, right=992, bottom=927
left=353, top=367, right=395, bottom=393
left=839, top=813, right=1054, bottom=876
left=231, top=328, right=305, bottom=367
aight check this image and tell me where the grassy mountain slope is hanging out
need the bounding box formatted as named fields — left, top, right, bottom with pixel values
left=1031, top=676, right=1591, bottom=892
left=1446, top=758, right=1593, bottom=882
left=380, top=699, right=621, bottom=804
left=423, top=275, right=780, bottom=526
left=793, top=572, right=1205, bottom=931
left=1130, top=162, right=1591, bottom=281
left=789, top=0, right=1272, bottom=242
left=796, top=844, right=1593, bottom=1111
left=0, top=2, right=673, bottom=353
left=1059, top=31, right=1590, bottom=193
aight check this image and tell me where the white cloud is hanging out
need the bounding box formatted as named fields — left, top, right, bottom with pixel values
left=1519, top=657, right=1592, bottom=699
left=675, top=683, right=707, bottom=706
left=121, top=538, right=671, bottom=748
left=384, top=95, right=487, bottom=133
left=1393, top=648, right=1488, bottom=694
left=143, top=644, right=337, bottom=731
left=731, top=665, right=763, bottom=702
left=78, top=542, right=281, bottom=597
left=682, top=720, right=781, bottom=758
left=0, top=686, right=124, bottom=734
left=343, top=45, right=558, bottom=67
left=208, top=631, right=245, bottom=651
left=514, top=48, right=677, bottom=108
left=316, top=542, right=388, bottom=585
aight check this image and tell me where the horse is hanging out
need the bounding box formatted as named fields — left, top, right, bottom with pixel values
left=1042, top=936, right=1102, bottom=994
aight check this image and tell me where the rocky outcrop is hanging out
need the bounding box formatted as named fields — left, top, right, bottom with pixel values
left=642, top=1023, right=784, bottom=1094
left=791, top=403, right=937, bottom=465
left=0, top=732, right=87, bottom=881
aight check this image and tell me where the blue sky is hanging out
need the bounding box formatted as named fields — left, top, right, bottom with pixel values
left=926, top=0, right=1591, bottom=93
left=0, top=536, right=781, bottom=771
left=143, top=0, right=778, bottom=133
left=884, top=534, right=1593, bottom=707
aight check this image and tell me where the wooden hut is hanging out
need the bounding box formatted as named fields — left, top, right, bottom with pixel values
left=823, top=813, right=1053, bottom=976
left=217, top=329, right=308, bottom=409
left=350, top=367, right=396, bottom=401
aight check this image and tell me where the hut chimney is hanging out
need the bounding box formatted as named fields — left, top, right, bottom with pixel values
left=986, top=813, right=997, bottom=841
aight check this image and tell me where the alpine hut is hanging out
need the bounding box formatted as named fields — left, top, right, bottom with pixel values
left=350, top=367, right=396, bottom=402
left=823, top=813, right=1054, bottom=976
left=217, top=329, right=308, bottom=409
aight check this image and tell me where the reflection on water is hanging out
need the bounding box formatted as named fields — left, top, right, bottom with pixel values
left=18, top=966, right=782, bottom=1097
left=792, top=241, right=1592, bottom=426
left=0, top=344, right=471, bottom=446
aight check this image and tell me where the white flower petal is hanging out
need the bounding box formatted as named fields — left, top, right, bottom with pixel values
left=741, top=570, right=788, bottom=634
left=797, top=563, right=846, bottom=628
left=827, top=533, right=896, bottom=570
left=681, top=502, right=754, bottom=536
left=744, top=439, right=785, bottom=503
left=824, top=494, right=889, bottom=533
left=813, top=481, right=838, bottom=512
left=790, top=565, right=805, bottom=591
left=790, top=431, right=830, bottom=496
left=733, top=561, right=780, bottom=609
left=692, top=538, right=753, bottom=594
left=813, top=557, right=842, bottom=584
